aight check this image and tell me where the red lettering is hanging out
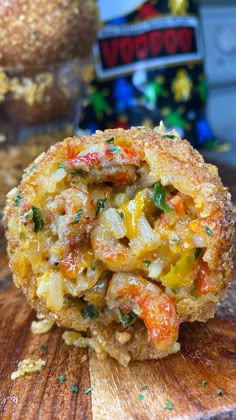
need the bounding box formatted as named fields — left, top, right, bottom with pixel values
left=179, top=28, right=192, bottom=53
left=119, top=37, right=134, bottom=64
left=149, top=30, right=163, bottom=57
left=135, top=34, right=149, bottom=60
left=163, top=29, right=178, bottom=55
left=100, top=39, right=119, bottom=68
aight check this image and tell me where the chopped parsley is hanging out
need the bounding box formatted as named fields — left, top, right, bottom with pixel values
left=117, top=210, right=124, bottom=219
left=141, top=385, right=147, bottom=391
left=14, top=192, right=22, bottom=207
left=107, top=144, right=121, bottom=154
left=205, top=226, right=213, bottom=236
left=58, top=375, right=67, bottom=383
left=150, top=182, right=173, bottom=213
left=58, top=162, right=85, bottom=179
left=164, top=400, right=173, bottom=410
left=143, top=260, right=152, bottom=267
left=96, top=198, right=107, bottom=215
left=162, top=134, right=176, bottom=139
left=20, top=232, right=27, bottom=240
left=137, top=394, right=144, bottom=401
left=91, top=263, right=96, bottom=271
left=71, top=383, right=79, bottom=393
left=39, top=344, right=47, bottom=351
left=194, top=248, right=202, bottom=260
left=217, top=389, right=224, bottom=396
left=32, top=206, right=44, bottom=233
left=81, top=304, right=98, bottom=319
left=105, top=137, right=114, bottom=143
left=84, top=387, right=93, bottom=395
left=171, top=289, right=179, bottom=295
left=119, top=307, right=136, bottom=326
left=201, top=380, right=207, bottom=387
left=71, top=209, right=83, bottom=224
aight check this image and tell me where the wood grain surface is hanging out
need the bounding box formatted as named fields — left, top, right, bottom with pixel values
left=0, top=178, right=236, bottom=420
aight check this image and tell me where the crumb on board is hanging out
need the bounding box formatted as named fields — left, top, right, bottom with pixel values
left=62, top=330, right=93, bottom=348
left=31, top=319, right=55, bottom=334
left=11, top=358, right=46, bottom=380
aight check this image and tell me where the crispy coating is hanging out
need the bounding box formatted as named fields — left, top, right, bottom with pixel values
left=0, top=0, right=99, bottom=66
left=3, top=126, right=234, bottom=365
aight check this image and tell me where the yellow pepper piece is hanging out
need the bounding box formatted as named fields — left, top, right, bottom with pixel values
left=83, top=249, right=94, bottom=267
left=120, top=191, right=145, bottom=239
left=161, top=249, right=197, bottom=289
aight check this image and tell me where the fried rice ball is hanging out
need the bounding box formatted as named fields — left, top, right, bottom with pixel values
left=3, top=125, right=234, bottom=366
left=0, top=0, right=99, bottom=66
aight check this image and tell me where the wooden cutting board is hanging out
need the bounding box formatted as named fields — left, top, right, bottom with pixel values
left=0, top=234, right=235, bottom=420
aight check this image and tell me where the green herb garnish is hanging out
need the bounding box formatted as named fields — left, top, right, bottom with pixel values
left=150, top=182, right=173, bottom=213
left=39, top=344, right=47, bottom=351
left=107, top=144, right=121, bottom=154
left=14, top=192, right=22, bottom=207
left=84, top=387, right=93, bottom=395
left=137, top=394, right=144, bottom=401
left=58, top=375, right=67, bottom=383
left=117, top=210, right=124, bottom=219
left=143, top=260, right=151, bottom=267
left=105, top=137, right=114, bottom=143
left=96, top=198, right=107, bottom=215
left=20, top=232, right=27, bottom=240
left=72, top=171, right=86, bottom=179
left=58, top=162, right=85, bottom=179
left=81, top=304, right=98, bottom=319
left=119, top=307, right=136, bottom=326
left=141, top=385, right=147, bottom=391
left=162, top=134, right=176, bottom=139
left=194, top=248, right=202, bottom=260
left=71, top=209, right=83, bottom=224
left=71, top=383, right=79, bottom=393
left=91, top=263, right=96, bottom=271
left=217, top=389, right=224, bottom=396
left=171, top=289, right=179, bottom=295
left=164, top=400, right=173, bottom=410
left=201, top=380, right=207, bottom=387
left=205, top=226, right=213, bottom=236
left=32, top=206, right=44, bottom=233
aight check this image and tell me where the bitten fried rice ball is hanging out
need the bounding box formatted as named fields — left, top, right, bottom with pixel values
left=3, top=125, right=234, bottom=366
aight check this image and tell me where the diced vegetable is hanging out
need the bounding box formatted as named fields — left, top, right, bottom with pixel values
left=167, top=195, right=185, bottom=215
left=120, top=191, right=145, bottom=239
left=197, top=255, right=217, bottom=294
left=162, top=249, right=197, bottom=289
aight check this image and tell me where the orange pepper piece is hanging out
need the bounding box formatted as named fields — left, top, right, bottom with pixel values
left=167, top=195, right=185, bottom=216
